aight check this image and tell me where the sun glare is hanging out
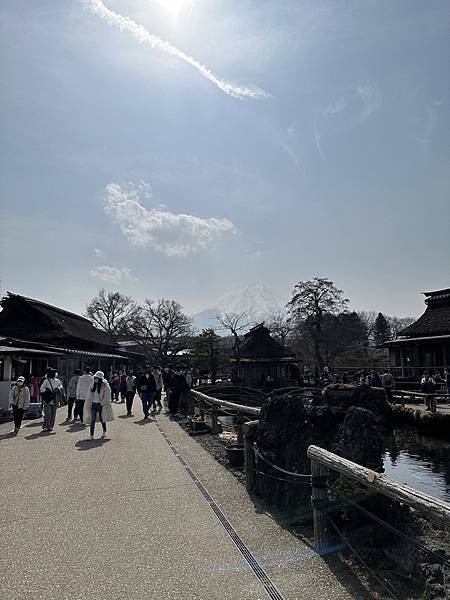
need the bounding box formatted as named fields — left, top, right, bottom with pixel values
left=153, top=0, right=194, bottom=24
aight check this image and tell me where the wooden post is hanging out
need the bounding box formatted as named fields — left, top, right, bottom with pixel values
left=310, top=458, right=329, bottom=554
left=308, top=445, right=450, bottom=526
left=236, top=411, right=245, bottom=445
left=242, top=421, right=259, bottom=494
left=210, top=404, right=219, bottom=434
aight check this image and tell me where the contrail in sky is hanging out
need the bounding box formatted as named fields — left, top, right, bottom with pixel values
left=83, top=0, right=269, bottom=100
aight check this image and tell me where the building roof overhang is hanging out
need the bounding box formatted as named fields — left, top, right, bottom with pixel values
left=385, top=334, right=450, bottom=346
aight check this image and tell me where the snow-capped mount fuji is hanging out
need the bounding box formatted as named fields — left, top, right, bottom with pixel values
left=191, top=283, right=286, bottom=331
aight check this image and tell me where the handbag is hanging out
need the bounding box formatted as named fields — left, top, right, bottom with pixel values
left=41, top=379, right=56, bottom=404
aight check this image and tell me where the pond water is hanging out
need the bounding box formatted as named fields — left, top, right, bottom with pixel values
left=218, top=415, right=450, bottom=504
left=383, top=427, right=450, bottom=503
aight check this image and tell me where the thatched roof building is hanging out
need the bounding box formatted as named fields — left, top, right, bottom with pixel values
left=386, top=288, right=450, bottom=378
left=234, top=324, right=298, bottom=389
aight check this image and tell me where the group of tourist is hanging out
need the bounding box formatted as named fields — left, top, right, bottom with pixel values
left=8, top=363, right=193, bottom=438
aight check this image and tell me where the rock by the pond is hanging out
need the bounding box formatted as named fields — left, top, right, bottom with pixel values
left=332, top=406, right=383, bottom=471
left=323, top=384, right=392, bottom=417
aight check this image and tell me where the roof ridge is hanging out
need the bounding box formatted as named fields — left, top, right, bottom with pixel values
left=6, top=292, right=91, bottom=323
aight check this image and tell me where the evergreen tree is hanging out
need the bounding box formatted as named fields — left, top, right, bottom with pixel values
left=373, top=312, right=391, bottom=346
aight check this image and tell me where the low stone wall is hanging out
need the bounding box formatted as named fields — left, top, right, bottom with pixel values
left=391, top=404, right=450, bottom=438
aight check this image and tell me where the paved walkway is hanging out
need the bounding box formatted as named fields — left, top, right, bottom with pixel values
left=0, top=403, right=360, bottom=600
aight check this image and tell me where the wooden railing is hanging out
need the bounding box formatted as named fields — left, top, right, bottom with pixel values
left=392, top=389, right=450, bottom=412
left=307, top=445, right=450, bottom=551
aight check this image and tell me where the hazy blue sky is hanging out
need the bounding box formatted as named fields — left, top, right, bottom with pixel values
left=1, top=0, right=449, bottom=317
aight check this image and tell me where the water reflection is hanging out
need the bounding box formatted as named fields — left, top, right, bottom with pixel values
left=383, top=427, right=450, bottom=502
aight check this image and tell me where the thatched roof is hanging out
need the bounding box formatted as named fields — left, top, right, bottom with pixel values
left=399, top=288, right=450, bottom=338
left=240, top=324, right=294, bottom=359
left=0, top=293, right=118, bottom=352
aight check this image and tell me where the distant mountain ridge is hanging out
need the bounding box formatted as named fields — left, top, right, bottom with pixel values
left=191, top=283, right=286, bottom=331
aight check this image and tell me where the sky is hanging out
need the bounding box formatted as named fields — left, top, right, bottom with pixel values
left=1, top=0, right=449, bottom=318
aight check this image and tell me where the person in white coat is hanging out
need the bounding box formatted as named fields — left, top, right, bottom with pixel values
left=83, top=371, right=114, bottom=440
left=9, top=376, right=30, bottom=435
left=75, top=367, right=94, bottom=424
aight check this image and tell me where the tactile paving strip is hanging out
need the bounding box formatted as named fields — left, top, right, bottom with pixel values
left=156, top=421, right=286, bottom=600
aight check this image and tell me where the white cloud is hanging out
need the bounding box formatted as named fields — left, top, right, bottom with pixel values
left=104, top=181, right=237, bottom=257
left=93, top=248, right=105, bottom=257
left=357, top=83, right=382, bottom=120
left=82, top=0, right=269, bottom=100
left=90, top=265, right=134, bottom=285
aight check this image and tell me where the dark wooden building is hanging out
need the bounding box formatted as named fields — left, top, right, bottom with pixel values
left=235, top=323, right=298, bottom=389
left=386, top=287, right=450, bottom=378
left=0, top=293, right=137, bottom=410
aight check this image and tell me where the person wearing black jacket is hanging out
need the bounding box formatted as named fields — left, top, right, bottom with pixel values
left=162, top=365, right=174, bottom=410
left=137, top=366, right=157, bottom=419
left=169, top=366, right=189, bottom=415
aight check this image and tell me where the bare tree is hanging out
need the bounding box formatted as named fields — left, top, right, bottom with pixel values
left=129, top=299, right=194, bottom=365
left=215, top=312, right=249, bottom=383
left=267, top=311, right=293, bottom=346
left=388, top=315, right=416, bottom=339
left=288, top=277, right=348, bottom=370
left=85, top=288, right=138, bottom=340
left=358, top=311, right=378, bottom=345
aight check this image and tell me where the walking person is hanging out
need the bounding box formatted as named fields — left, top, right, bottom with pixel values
left=9, top=376, right=30, bottom=435
left=75, top=367, right=94, bottom=424
left=381, top=369, right=395, bottom=403
left=29, top=374, right=40, bottom=404
left=162, top=365, right=174, bottom=410
left=124, top=371, right=137, bottom=416
left=137, top=366, right=156, bottom=419
left=40, top=368, right=63, bottom=432
left=67, top=369, right=81, bottom=421
left=153, top=366, right=163, bottom=410
left=444, top=367, right=450, bottom=396
left=119, top=371, right=127, bottom=403
left=83, top=371, right=114, bottom=440
left=169, top=365, right=189, bottom=415
left=371, top=370, right=382, bottom=387
left=111, top=372, right=120, bottom=402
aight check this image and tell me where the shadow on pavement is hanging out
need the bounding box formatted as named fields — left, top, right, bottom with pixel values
left=75, top=438, right=111, bottom=450
left=25, top=421, right=43, bottom=428
left=118, top=414, right=134, bottom=419
left=25, top=431, right=56, bottom=440
left=0, top=431, right=15, bottom=441
left=133, top=419, right=154, bottom=425
left=66, top=423, right=87, bottom=433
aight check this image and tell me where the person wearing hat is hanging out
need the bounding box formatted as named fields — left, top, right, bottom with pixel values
left=83, top=371, right=114, bottom=440
left=40, top=368, right=64, bottom=432
left=9, top=376, right=30, bottom=435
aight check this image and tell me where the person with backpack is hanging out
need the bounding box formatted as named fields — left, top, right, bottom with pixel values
left=9, top=376, right=30, bottom=435
left=75, top=367, right=94, bottom=424
left=83, top=371, right=114, bottom=440
left=40, top=368, right=63, bottom=432
left=67, top=369, right=81, bottom=421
